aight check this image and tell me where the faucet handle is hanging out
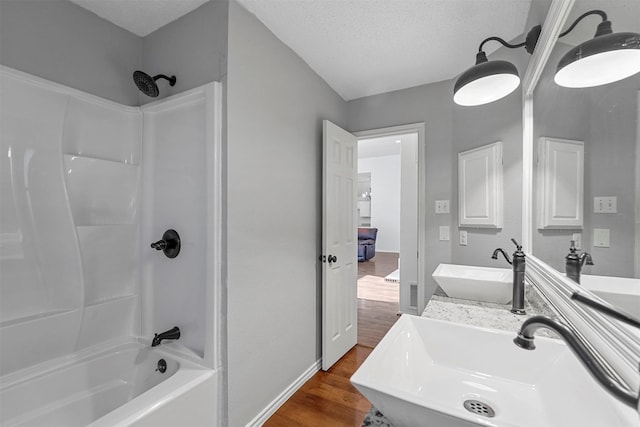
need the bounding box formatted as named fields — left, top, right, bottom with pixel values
left=511, top=238, right=522, bottom=251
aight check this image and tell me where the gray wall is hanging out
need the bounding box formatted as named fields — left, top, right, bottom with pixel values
left=534, top=42, right=639, bottom=276
left=0, top=0, right=141, bottom=106
left=226, top=1, right=346, bottom=425
left=140, top=0, right=228, bottom=104
left=347, top=45, right=527, bottom=298
left=452, top=46, right=528, bottom=268
left=347, top=80, right=453, bottom=299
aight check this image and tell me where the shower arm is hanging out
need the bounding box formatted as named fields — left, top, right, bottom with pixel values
left=152, top=74, right=176, bottom=85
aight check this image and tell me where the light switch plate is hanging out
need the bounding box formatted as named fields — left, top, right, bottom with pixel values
left=459, top=230, right=467, bottom=246
left=593, top=228, right=610, bottom=247
left=439, top=226, right=450, bottom=241
left=594, top=196, right=617, bottom=213
left=435, top=200, right=450, bottom=214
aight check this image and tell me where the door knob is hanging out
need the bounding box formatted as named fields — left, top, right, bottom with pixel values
left=328, top=255, right=337, bottom=263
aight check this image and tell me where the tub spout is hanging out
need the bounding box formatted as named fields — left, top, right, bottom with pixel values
left=152, top=326, right=180, bottom=347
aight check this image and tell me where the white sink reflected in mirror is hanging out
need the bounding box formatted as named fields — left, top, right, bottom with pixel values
left=580, top=274, right=640, bottom=318
left=351, top=315, right=636, bottom=427
left=432, top=264, right=512, bottom=304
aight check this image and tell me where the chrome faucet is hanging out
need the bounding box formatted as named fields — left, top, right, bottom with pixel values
left=514, top=297, right=639, bottom=409
left=492, top=238, right=526, bottom=315
left=565, top=240, right=594, bottom=284
left=151, top=326, right=181, bottom=347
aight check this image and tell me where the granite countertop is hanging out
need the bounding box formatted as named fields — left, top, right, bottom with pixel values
left=421, top=283, right=559, bottom=338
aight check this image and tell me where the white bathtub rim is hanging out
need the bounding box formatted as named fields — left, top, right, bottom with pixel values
left=1, top=335, right=215, bottom=427
left=0, top=335, right=206, bottom=390
left=87, top=368, right=215, bottom=427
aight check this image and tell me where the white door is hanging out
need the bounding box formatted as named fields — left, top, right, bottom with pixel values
left=322, top=120, right=358, bottom=371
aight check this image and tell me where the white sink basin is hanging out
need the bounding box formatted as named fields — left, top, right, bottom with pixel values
left=580, top=275, right=640, bottom=318
left=432, top=264, right=512, bottom=304
left=351, top=315, right=636, bottom=427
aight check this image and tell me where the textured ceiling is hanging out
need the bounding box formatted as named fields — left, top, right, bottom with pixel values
left=236, top=0, right=533, bottom=100
left=68, top=0, right=537, bottom=100
left=67, top=0, right=209, bottom=36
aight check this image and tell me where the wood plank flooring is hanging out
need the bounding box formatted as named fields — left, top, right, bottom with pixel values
left=263, top=346, right=373, bottom=427
left=357, top=252, right=400, bottom=348
left=264, top=252, right=401, bottom=427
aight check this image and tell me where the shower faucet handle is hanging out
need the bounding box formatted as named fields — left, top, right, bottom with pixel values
left=151, top=229, right=181, bottom=259
left=151, top=240, right=167, bottom=251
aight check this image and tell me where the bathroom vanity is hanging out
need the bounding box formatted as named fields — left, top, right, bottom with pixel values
left=421, top=284, right=557, bottom=337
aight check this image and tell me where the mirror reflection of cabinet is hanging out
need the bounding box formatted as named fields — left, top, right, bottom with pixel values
left=537, top=137, right=584, bottom=230
left=357, top=172, right=371, bottom=226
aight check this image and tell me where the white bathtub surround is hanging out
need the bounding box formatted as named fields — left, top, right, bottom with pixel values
left=0, top=67, right=223, bottom=425
left=0, top=67, right=142, bottom=376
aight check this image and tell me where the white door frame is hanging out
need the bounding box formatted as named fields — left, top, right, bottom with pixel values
left=354, top=123, right=427, bottom=314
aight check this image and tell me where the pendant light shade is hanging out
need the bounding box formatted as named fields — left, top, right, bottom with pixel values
left=555, top=29, right=640, bottom=87
left=555, top=12, right=640, bottom=88
left=454, top=52, right=521, bottom=106
left=453, top=25, right=540, bottom=106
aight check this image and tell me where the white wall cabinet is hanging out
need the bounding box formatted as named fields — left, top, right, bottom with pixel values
left=458, top=141, right=503, bottom=228
left=537, top=137, right=584, bottom=229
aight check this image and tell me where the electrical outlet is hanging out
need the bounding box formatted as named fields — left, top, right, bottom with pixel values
left=459, top=230, right=467, bottom=246
left=593, top=228, right=610, bottom=247
left=439, top=226, right=450, bottom=241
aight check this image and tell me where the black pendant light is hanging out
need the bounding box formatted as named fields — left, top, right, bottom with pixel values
left=454, top=26, right=541, bottom=106
left=554, top=10, right=640, bottom=88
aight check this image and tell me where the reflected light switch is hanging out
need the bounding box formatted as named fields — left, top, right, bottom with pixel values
left=593, top=228, right=610, bottom=248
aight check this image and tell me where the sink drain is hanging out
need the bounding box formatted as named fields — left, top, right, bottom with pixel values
left=463, top=400, right=495, bottom=418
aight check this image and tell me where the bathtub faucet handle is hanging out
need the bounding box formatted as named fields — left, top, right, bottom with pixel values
left=151, top=326, right=181, bottom=347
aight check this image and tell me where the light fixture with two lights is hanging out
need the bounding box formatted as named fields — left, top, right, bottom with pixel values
left=453, top=10, right=640, bottom=107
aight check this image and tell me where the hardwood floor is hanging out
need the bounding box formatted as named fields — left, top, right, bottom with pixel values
left=357, top=251, right=400, bottom=348
left=263, top=346, right=373, bottom=427
left=264, top=252, right=401, bottom=426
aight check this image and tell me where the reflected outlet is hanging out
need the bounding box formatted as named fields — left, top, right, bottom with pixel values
left=459, top=230, right=468, bottom=246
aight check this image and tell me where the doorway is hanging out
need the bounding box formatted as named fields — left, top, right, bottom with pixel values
left=355, top=130, right=420, bottom=347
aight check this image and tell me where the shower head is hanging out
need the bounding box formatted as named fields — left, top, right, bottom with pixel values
left=133, top=70, right=176, bottom=97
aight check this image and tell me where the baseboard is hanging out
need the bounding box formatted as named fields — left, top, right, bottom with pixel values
left=246, top=358, right=321, bottom=427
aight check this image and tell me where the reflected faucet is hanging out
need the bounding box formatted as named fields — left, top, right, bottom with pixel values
left=565, top=240, right=594, bottom=284
left=492, top=238, right=526, bottom=315
left=514, top=313, right=639, bottom=409
left=491, top=248, right=512, bottom=265
left=151, top=326, right=180, bottom=347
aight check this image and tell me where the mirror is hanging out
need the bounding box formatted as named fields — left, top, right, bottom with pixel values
left=531, top=0, right=640, bottom=280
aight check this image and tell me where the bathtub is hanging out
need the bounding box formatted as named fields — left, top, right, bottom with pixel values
left=0, top=338, right=217, bottom=427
